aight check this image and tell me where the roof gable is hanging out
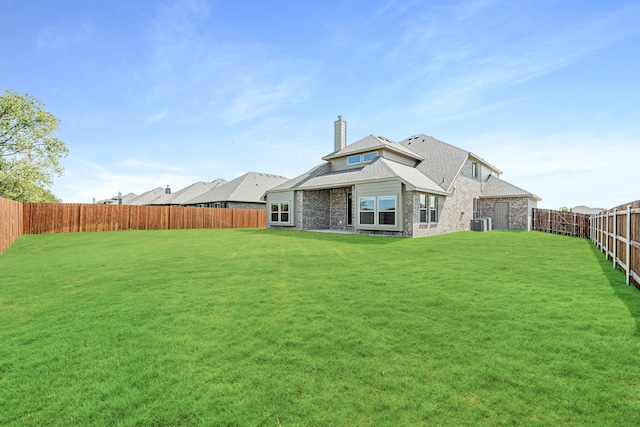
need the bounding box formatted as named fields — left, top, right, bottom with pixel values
left=186, top=172, right=289, bottom=204
left=323, top=134, right=423, bottom=162
left=149, top=179, right=227, bottom=205
left=128, top=187, right=166, bottom=205
left=398, top=134, right=470, bottom=191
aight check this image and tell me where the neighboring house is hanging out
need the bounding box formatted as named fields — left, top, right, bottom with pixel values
left=571, top=205, right=604, bottom=215
left=265, top=116, right=541, bottom=237
left=184, top=172, right=290, bottom=209
left=148, top=179, right=227, bottom=206
left=96, top=192, right=138, bottom=205
left=127, top=187, right=169, bottom=205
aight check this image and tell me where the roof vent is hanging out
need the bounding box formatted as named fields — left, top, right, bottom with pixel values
left=165, top=185, right=171, bottom=194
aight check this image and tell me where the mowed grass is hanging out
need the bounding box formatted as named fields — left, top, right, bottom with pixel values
left=1, top=229, right=640, bottom=425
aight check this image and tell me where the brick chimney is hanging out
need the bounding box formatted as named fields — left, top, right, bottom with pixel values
left=334, top=115, right=346, bottom=152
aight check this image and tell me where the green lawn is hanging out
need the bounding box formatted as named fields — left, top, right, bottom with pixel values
left=1, top=229, right=639, bottom=425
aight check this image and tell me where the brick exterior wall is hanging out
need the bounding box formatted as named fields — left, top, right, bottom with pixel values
left=300, top=189, right=330, bottom=230
left=329, top=187, right=354, bottom=230
left=479, top=197, right=535, bottom=231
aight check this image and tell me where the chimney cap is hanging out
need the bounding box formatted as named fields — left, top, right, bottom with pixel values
left=337, top=115, right=342, bottom=120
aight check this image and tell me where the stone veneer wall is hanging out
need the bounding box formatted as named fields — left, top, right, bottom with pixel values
left=479, top=197, right=535, bottom=230
left=329, top=187, right=353, bottom=230
left=300, top=189, right=330, bottom=230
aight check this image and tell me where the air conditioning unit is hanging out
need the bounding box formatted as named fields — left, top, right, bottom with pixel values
left=471, top=217, right=492, bottom=232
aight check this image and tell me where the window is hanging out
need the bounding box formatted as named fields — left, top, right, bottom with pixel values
left=347, top=154, right=362, bottom=165
left=429, top=195, right=438, bottom=222
left=212, top=202, right=222, bottom=208
left=347, top=193, right=353, bottom=225
left=271, top=201, right=290, bottom=223
left=378, top=196, right=396, bottom=225
left=359, top=197, right=375, bottom=224
left=419, top=195, right=427, bottom=223
left=473, top=198, right=480, bottom=219
left=472, top=162, right=478, bottom=178
left=363, top=151, right=378, bottom=162
left=358, top=195, right=397, bottom=227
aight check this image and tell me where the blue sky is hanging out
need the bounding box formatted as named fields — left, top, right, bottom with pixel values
left=2, top=0, right=639, bottom=209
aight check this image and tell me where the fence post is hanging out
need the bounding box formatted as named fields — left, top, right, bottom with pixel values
left=613, top=208, right=617, bottom=269
left=605, top=210, right=609, bottom=260
left=626, top=205, right=631, bottom=286
left=547, top=209, right=551, bottom=233
left=573, top=212, right=577, bottom=237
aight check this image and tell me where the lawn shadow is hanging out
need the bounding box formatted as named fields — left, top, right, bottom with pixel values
left=235, top=228, right=402, bottom=245
left=589, top=243, right=640, bottom=337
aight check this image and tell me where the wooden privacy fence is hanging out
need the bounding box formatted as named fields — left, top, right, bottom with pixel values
left=0, top=199, right=267, bottom=255
left=0, top=197, right=23, bottom=255
left=22, top=203, right=267, bottom=234
left=532, top=208, right=591, bottom=238
left=590, top=200, right=640, bottom=287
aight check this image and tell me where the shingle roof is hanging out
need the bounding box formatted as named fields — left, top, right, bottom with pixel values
left=481, top=175, right=541, bottom=200
left=149, top=179, right=227, bottom=205
left=185, top=172, right=289, bottom=205
left=398, top=134, right=470, bottom=191
left=323, top=135, right=423, bottom=161
left=96, top=192, right=137, bottom=204
left=269, top=131, right=538, bottom=202
left=128, top=187, right=166, bottom=205
left=269, top=158, right=448, bottom=194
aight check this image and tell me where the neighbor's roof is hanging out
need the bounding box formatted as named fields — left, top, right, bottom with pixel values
left=128, top=187, right=167, bottom=205
left=571, top=205, right=605, bottom=214
left=269, top=157, right=448, bottom=195
left=96, top=192, right=137, bottom=204
left=149, top=179, right=227, bottom=205
left=322, top=134, right=423, bottom=162
left=185, top=172, right=289, bottom=204
left=481, top=175, right=541, bottom=201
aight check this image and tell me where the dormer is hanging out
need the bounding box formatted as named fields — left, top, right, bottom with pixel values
left=323, top=120, right=424, bottom=172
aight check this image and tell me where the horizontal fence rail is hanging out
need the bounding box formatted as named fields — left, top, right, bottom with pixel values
left=532, top=208, right=591, bottom=238
left=590, top=200, right=640, bottom=288
left=0, top=197, right=23, bottom=255
left=0, top=198, right=267, bottom=255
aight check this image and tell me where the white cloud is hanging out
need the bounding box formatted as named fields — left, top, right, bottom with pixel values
left=140, top=0, right=317, bottom=125
left=465, top=131, right=640, bottom=210
left=145, top=109, right=168, bottom=125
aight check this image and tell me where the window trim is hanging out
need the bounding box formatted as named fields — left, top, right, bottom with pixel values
left=419, top=194, right=428, bottom=223
left=472, top=161, right=478, bottom=178
left=359, top=196, right=375, bottom=225
left=378, top=196, right=396, bottom=226
left=357, top=195, right=397, bottom=228
left=347, top=154, right=362, bottom=165
left=429, top=195, right=438, bottom=223
left=270, top=201, right=292, bottom=224
left=363, top=151, right=378, bottom=162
